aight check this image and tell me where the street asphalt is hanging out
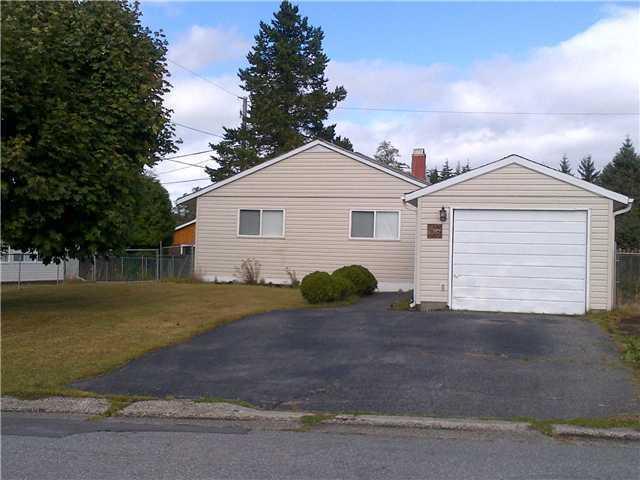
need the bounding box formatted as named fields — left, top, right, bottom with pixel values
left=75, top=293, right=640, bottom=419
left=2, top=413, right=639, bottom=480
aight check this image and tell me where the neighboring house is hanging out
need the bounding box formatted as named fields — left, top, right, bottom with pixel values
left=178, top=140, right=633, bottom=314
left=172, top=219, right=196, bottom=255
left=1, top=248, right=79, bottom=283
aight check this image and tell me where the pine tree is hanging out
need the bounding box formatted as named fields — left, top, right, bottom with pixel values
left=428, top=168, right=440, bottom=184
left=559, top=155, right=573, bottom=175
left=374, top=140, right=406, bottom=171
left=440, top=161, right=453, bottom=180
left=206, top=1, right=350, bottom=182
left=454, top=162, right=462, bottom=176
left=577, top=155, right=599, bottom=183
left=598, top=137, right=640, bottom=250
left=461, top=161, right=471, bottom=173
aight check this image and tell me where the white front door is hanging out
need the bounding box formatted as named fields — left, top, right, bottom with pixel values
left=451, top=209, right=587, bottom=314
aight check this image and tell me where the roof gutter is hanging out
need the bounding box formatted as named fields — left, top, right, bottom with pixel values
left=614, top=198, right=634, bottom=217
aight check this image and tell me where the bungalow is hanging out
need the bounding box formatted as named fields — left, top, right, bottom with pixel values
left=178, top=140, right=633, bottom=314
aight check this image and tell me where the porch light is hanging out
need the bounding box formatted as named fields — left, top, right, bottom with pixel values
left=439, top=207, right=448, bottom=222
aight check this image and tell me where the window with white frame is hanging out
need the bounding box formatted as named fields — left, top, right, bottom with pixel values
left=350, top=210, right=399, bottom=240
left=238, top=209, right=285, bottom=237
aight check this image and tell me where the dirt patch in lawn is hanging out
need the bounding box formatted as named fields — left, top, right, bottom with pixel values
left=1, top=282, right=306, bottom=398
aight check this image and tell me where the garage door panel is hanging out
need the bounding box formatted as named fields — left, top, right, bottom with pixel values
left=452, top=286, right=583, bottom=303
left=454, top=275, right=585, bottom=291
left=451, top=209, right=587, bottom=314
left=452, top=253, right=586, bottom=268
left=452, top=297, right=585, bottom=315
left=453, top=242, right=584, bottom=256
left=455, top=220, right=586, bottom=234
left=455, top=209, right=586, bottom=222
left=453, top=264, right=585, bottom=279
left=454, top=231, right=586, bottom=245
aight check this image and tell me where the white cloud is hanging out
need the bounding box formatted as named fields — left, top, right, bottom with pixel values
left=155, top=74, right=244, bottom=199
left=329, top=8, right=640, bottom=171
left=168, top=25, right=249, bottom=69
left=161, top=8, right=639, bottom=200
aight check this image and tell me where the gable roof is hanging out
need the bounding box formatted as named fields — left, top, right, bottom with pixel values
left=404, top=154, right=632, bottom=204
left=176, top=139, right=427, bottom=204
left=174, top=219, right=196, bottom=231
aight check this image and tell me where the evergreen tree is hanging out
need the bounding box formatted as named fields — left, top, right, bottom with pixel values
left=428, top=168, right=440, bottom=184
left=206, top=1, right=350, bottom=182
left=374, top=140, right=406, bottom=171
left=454, top=162, right=462, bottom=176
left=440, top=161, right=453, bottom=180
left=598, top=137, right=640, bottom=250
left=577, top=155, right=600, bottom=183
left=559, top=155, right=573, bottom=175
left=461, top=161, right=471, bottom=173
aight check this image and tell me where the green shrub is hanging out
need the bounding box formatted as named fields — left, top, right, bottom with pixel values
left=333, top=265, right=377, bottom=296
left=331, top=273, right=355, bottom=300
left=300, top=271, right=336, bottom=304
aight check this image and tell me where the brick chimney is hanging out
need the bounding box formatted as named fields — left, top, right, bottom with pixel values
left=411, top=148, right=426, bottom=181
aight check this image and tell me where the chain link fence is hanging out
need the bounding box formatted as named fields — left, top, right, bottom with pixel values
left=79, top=252, right=194, bottom=282
left=616, top=251, right=640, bottom=305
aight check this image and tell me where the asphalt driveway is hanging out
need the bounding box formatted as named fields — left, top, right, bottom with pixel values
left=75, top=293, right=640, bottom=419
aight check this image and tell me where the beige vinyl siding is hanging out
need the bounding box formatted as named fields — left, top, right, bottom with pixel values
left=416, top=163, right=613, bottom=310
left=195, top=146, right=418, bottom=289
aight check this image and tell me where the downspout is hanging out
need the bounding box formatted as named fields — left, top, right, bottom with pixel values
left=614, top=198, right=634, bottom=217
left=612, top=199, right=633, bottom=308
left=402, top=194, right=419, bottom=308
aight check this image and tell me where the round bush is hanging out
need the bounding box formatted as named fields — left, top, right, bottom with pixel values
left=300, top=271, right=336, bottom=304
left=332, top=265, right=378, bottom=296
left=331, top=273, right=355, bottom=300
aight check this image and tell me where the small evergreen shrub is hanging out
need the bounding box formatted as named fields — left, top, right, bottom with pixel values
left=331, top=273, right=355, bottom=300
left=332, top=265, right=377, bottom=296
left=300, top=271, right=336, bottom=304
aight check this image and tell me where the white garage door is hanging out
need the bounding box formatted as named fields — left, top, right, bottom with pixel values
left=451, top=209, right=587, bottom=314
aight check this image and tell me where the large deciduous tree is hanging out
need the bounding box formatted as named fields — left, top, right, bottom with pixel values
left=1, top=1, right=177, bottom=262
left=206, top=1, right=350, bottom=182
left=374, top=141, right=407, bottom=171
left=598, top=137, right=640, bottom=250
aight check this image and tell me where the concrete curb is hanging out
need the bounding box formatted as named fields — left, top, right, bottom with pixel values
left=120, top=399, right=306, bottom=422
left=328, top=414, right=530, bottom=433
left=552, top=424, right=640, bottom=441
left=1, top=396, right=109, bottom=416
left=2, top=397, right=638, bottom=440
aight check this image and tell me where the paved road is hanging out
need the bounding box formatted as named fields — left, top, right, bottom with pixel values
left=2, top=413, right=639, bottom=480
left=75, top=293, right=639, bottom=419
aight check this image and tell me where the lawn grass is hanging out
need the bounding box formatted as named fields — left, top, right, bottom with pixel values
left=589, top=302, right=640, bottom=370
left=1, top=282, right=306, bottom=398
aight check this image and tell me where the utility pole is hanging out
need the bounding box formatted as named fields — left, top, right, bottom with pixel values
left=240, top=96, right=248, bottom=126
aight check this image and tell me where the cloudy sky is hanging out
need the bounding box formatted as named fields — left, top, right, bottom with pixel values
left=140, top=2, right=640, bottom=200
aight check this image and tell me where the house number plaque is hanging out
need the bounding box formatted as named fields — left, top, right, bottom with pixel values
left=427, top=224, right=442, bottom=239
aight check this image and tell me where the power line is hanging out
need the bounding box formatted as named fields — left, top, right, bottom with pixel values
left=172, top=121, right=225, bottom=138
left=335, top=106, right=640, bottom=116
left=162, top=149, right=214, bottom=160
left=158, top=159, right=211, bottom=175
left=161, top=177, right=211, bottom=185
left=168, top=58, right=244, bottom=99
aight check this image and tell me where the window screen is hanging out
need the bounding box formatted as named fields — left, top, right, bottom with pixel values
left=239, top=210, right=261, bottom=236
left=351, top=211, right=375, bottom=238
left=375, top=212, right=399, bottom=239
left=262, top=210, right=284, bottom=237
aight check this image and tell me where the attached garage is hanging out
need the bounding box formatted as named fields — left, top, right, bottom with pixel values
left=406, top=154, right=633, bottom=314
left=451, top=209, right=587, bottom=314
